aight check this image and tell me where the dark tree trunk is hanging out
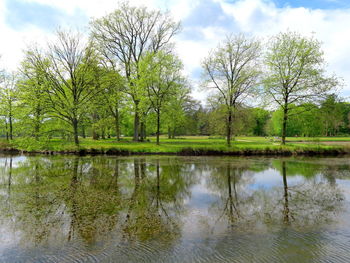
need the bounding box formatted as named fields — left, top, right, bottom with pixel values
left=81, top=125, right=86, bottom=139
left=9, top=115, right=13, bottom=140
left=72, top=118, right=79, bottom=146
left=168, top=126, right=171, bottom=139
left=115, top=109, right=120, bottom=141
left=140, top=121, right=146, bottom=141
left=226, top=108, right=233, bottom=147
left=101, top=128, right=106, bottom=139
left=34, top=112, right=40, bottom=141
left=156, top=110, right=160, bottom=145
left=133, top=102, right=140, bottom=142
left=92, top=130, right=99, bottom=140
left=92, top=113, right=99, bottom=140
left=5, top=121, right=8, bottom=141
left=282, top=107, right=288, bottom=145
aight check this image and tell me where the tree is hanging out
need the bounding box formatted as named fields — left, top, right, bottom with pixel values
left=91, top=2, right=181, bottom=141
left=263, top=31, right=340, bottom=144
left=18, top=51, right=50, bottom=140
left=28, top=31, right=100, bottom=146
left=139, top=51, right=184, bottom=144
left=320, top=94, right=345, bottom=136
left=202, top=34, right=261, bottom=146
left=100, top=68, right=125, bottom=141
left=251, top=108, right=270, bottom=136
left=163, top=88, right=192, bottom=138
left=0, top=72, right=18, bottom=140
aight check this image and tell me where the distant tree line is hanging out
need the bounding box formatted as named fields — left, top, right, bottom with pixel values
left=0, top=2, right=344, bottom=146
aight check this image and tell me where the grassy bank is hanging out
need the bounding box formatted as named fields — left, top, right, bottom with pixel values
left=1, top=136, right=349, bottom=156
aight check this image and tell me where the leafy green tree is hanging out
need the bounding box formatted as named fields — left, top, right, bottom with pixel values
left=100, top=68, right=125, bottom=140
left=320, top=94, right=345, bottom=136
left=202, top=34, right=261, bottom=146
left=28, top=31, right=101, bottom=145
left=139, top=51, right=184, bottom=144
left=251, top=108, right=270, bottom=136
left=163, top=90, right=191, bottom=138
left=91, top=2, right=181, bottom=141
left=0, top=72, right=18, bottom=140
left=269, top=104, right=322, bottom=137
left=18, top=51, right=50, bottom=140
left=263, top=31, right=339, bottom=144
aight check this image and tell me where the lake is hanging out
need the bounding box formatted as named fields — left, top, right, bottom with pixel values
left=0, top=155, right=350, bottom=262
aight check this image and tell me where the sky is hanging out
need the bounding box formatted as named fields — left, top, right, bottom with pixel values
left=1, top=0, right=350, bottom=102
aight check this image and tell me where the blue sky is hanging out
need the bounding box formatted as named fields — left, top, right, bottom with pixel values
left=1, top=0, right=350, bottom=100
left=5, top=0, right=88, bottom=31
left=272, top=0, right=350, bottom=9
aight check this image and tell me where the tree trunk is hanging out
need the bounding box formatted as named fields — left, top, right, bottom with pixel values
left=133, top=102, right=140, bottom=142
left=115, top=109, right=120, bottom=141
left=81, top=125, right=86, bottom=139
left=168, top=126, right=171, bottom=139
left=72, top=118, right=79, bottom=146
left=34, top=111, right=40, bottom=141
left=101, top=128, right=106, bottom=140
left=156, top=110, right=160, bottom=145
left=92, top=113, right=99, bottom=140
left=281, top=107, right=288, bottom=145
left=226, top=108, right=233, bottom=147
left=5, top=121, right=8, bottom=141
left=9, top=115, right=13, bottom=140
left=140, top=121, right=146, bottom=141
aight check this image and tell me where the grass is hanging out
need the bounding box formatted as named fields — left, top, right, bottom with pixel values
left=2, top=135, right=350, bottom=156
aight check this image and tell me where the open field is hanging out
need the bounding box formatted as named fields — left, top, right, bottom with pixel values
left=1, top=136, right=349, bottom=155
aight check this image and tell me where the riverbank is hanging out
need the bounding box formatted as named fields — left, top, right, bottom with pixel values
left=1, top=136, right=350, bottom=156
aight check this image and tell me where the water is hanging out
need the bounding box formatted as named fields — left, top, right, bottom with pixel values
left=0, top=155, right=350, bottom=262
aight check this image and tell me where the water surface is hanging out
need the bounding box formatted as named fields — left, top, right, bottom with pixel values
left=0, top=155, right=350, bottom=262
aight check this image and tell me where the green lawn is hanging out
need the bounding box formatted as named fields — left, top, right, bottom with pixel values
left=4, top=136, right=350, bottom=154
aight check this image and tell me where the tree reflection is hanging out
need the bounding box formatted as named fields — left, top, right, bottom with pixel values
left=0, top=156, right=194, bottom=248
left=282, top=161, right=290, bottom=224
left=122, top=158, right=194, bottom=242
left=208, top=158, right=344, bottom=230
left=207, top=160, right=257, bottom=228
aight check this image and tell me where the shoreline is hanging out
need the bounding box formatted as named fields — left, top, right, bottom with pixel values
left=1, top=147, right=349, bottom=157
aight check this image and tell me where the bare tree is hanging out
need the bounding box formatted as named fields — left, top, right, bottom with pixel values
left=263, top=31, right=340, bottom=144
left=202, top=34, right=261, bottom=146
left=91, top=2, right=181, bottom=141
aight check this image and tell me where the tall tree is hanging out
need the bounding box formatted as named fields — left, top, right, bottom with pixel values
left=19, top=51, right=50, bottom=140
left=0, top=72, right=18, bottom=140
left=263, top=31, right=339, bottom=144
left=202, top=34, right=261, bottom=146
left=139, top=51, right=184, bottom=144
left=28, top=31, right=100, bottom=146
left=100, top=68, right=125, bottom=141
left=320, top=94, right=344, bottom=136
left=91, top=2, right=181, bottom=141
